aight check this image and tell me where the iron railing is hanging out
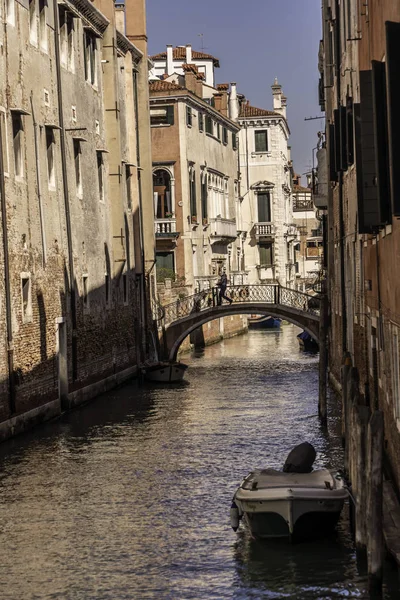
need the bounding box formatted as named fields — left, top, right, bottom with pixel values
left=161, top=284, right=320, bottom=326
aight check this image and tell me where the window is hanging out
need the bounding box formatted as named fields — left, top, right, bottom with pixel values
left=186, top=106, right=192, bottom=127
left=150, top=105, right=174, bottom=126
left=39, top=0, right=47, bottom=52
left=82, top=275, right=89, bottom=309
left=255, top=130, right=268, bottom=153
left=122, top=273, right=128, bottom=304
left=153, top=169, right=172, bottom=218
left=45, top=127, right=55, bottom=188
left=232, top=132, right=237, bottom=150
left=29, top=0, right=38, bottom=46
left=125, top=164, right=132, bottom=209
left=59, top=8, right=74, bottom=70
left=223, top=127, right=228, bottom=145
left=21, top=275, right=32, bottom=322
left=205, top=115, right=213, bottom=135
left=12, top=113, right=24, bottom=179
left=84, top=30, right=97, bottom=86
left=217, top=123, right=221, bottom=140
left=257, top=192, right=271, bottom=222
left=201, top=174, right=208, bottom=221
left=73, top=139, right=82, bottom=197
left=199, top=112, right=204, bottom=132
left=259, top=243, right=273, bottom=266
left=156, top=251, right=174, bottom=271
left=0, top=110, right=9, bottom=176
left=97, top=151, right=104, bottom=202
left=189, top=168, right=197, bottom=220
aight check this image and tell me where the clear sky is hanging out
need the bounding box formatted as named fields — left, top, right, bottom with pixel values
left=146, top=0, right=324, bottom=179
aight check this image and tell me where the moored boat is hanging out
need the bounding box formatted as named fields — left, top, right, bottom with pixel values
left=142, top=361, right=188, bottom=383
left=231, top=442, right=347, bottom=541
left=248, top=316, right=282, bottom=329
left=232, top=468, right=347, bottom=541
left=297, top=330, right=319, bottom=352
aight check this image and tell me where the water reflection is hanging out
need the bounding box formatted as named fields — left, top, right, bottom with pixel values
left=0, top=325, right=397, bottom=599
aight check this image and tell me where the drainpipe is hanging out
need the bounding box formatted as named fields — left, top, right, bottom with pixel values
left=133, top=66, right=148, bottom=362
left=30, top=93, right=47, bottom=266
left=53, top=0, right=78, bottom=380
left=0, top=112, right=15, bottom=413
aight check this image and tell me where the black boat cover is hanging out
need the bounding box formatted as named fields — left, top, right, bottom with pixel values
left=283, top=442, right=316, bottom=473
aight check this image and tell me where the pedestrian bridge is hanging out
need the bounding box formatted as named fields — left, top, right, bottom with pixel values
left=157, top=284, right=320, bottom=361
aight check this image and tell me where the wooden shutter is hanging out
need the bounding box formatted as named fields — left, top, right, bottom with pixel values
left=356, top=71, right=380, bottom=233
left=346, top=96, right=354, bottom=166
left=385, top=21, right=400, bottom=215
left=371, top=60, right=391, bottom=225
left=166, top=105, right=174, bottom=125
left=257, top=192, right=271, bottom=222
left=328, top=123, right=338, bottom=182
left=333, top=109, right=341, bottom=172
left=339, top=105, right=348, bottom=171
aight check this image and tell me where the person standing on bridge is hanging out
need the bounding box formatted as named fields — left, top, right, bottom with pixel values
left=217, top=270, right=233, bottom=305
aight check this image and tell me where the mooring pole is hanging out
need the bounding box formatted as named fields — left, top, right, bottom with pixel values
left=318, top=285, right=328, bottom=426
left=367, top=410, right=384, bottom=593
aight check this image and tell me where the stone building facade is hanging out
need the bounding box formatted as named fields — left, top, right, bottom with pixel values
left=0, top=0, right=154, bottom=438
left=232, top=80, right=298, bottom=288
left=292, top=175, right=322, bottom=291
left=320, top=0, right=400, bottom=563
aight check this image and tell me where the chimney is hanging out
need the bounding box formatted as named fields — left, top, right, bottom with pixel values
left=271, top=78, right=287, bottom=117
left=229, top=82, right=239, bottom=121
left=166, top=45, right=174, bottom=76
left=182, top=63, right=199, bottom=95
left=196, top=72, right=204, bottom=98
left=216, top=84, right=229, bottom=116
left=186, top=44, right=192, bottom=64
left=114, top=3, right=125, bottom=33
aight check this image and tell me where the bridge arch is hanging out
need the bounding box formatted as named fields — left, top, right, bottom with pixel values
left=159, top=287, right=320, bottom=361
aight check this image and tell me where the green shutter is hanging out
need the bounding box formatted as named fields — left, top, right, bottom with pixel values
left=166, top=105, right=174, bottom=125
left=257, top=193, right=271, bottom=222
left=386, top=21, right=400, bottom=215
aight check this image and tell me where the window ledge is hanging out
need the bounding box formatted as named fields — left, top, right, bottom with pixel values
left=151, top=123, right=172, bottom=128
left=205, top=132, right=221, bottom=143
left=252, top=151, right=271, bottom=157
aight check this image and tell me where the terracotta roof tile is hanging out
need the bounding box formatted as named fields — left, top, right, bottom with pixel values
left=293, top=184, right=311, bottom=193
left=149, top=80, right=182, bottom=92
left=239, top=103, right=281, bottom=118
left=151, top=47, right=220, bottom=67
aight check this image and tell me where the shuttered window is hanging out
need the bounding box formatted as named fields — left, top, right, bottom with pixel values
left=255, top=130, right=268, bottom=153
left=355, top=70, right=380, bottom=233
left=385, top=21, right=400, bottom=216
left=346, top=96, right=354, bottom=166
left=257, top=192, right=271, bottom=222
left=328, top=123, right=338, bottom=182
left=259, top=243, right=273, bottom=266
left=372, top=60, right=391, bottom=225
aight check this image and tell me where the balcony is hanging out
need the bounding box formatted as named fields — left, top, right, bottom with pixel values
left=155, top=218, right=179, bottom=249
left=209, top=217, right=237, bottom=245
left=254, top=222, right=276, bottom=240
left=284, top=224, right=299, bottom=241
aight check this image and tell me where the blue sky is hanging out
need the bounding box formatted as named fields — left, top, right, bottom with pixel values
left=146, top=0, right=324, bottom=178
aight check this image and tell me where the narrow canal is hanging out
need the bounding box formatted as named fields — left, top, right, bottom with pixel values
left=0, top=325, right=398, bottom=599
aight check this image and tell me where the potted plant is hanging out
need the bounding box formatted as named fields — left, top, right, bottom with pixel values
left=191, top=215, right=198, bottom=224
left=165, top=212, right=173, bottom=218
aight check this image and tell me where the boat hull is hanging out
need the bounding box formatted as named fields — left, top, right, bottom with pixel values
left=233, top=469, right=347, bottom=540
left=143, top=362, right=188, bottom=383
left=248, top=316, right=281, bottom=329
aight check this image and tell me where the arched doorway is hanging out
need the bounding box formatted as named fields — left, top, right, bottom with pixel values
left=153, top=169, right=172, bottom=219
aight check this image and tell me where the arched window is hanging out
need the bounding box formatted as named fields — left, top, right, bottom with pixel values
left=153, top=169, right=172, bottom=218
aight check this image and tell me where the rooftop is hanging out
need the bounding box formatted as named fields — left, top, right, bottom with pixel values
left=239, top=103, right=282, bottom=118
left=151, top=47, right=220, bottom=67
left=149, top=80, right=183, bottom=93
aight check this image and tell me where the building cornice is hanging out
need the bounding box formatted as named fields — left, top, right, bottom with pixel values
left=150, top=90, right=240, bottom=132
left=116, top=30, right=143, bottom=61
left=63, top=0, right=109, bottom=36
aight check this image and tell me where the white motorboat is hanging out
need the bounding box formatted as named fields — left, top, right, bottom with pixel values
left=231, top=468, right=347, bottom=541
left=142, top=361, right=188, bottom=383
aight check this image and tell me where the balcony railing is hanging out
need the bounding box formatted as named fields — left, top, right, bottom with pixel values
left=254, top=222, right=276, bottom=238
left=209, top=217, right=237, bottom=242
left=155, top=218, right=178, bottom=236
